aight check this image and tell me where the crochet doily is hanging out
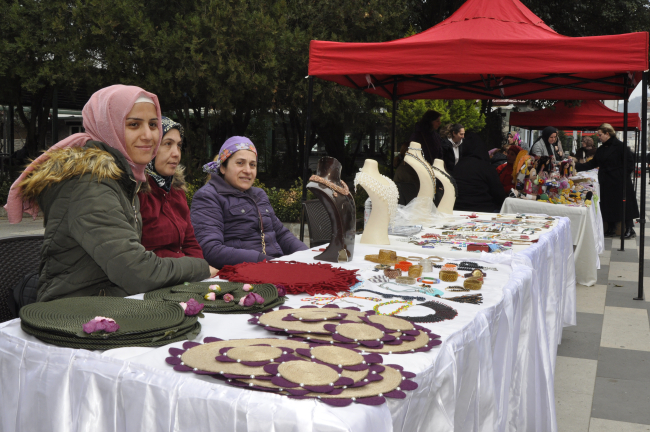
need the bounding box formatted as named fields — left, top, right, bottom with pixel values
left=218, top=261, right=360, bottom=295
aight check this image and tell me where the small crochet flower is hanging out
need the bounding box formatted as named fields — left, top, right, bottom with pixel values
left=223, top=293, right=234, bottom=303
left=276, top=285, right=287, bottom=297
left=208, top=284, right=221, bottom=292
left=242, top=284, right=253, bottom=292
left=204, top=292, right=216, bottom=301
left=239, top=292, right=264, bottom=307
left=180, top=298, right=205, bottom=316
left=82, top=316, right=119, bottom=334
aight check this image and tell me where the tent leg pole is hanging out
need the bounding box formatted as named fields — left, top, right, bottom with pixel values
left=636, top=70, right=648, bottom=300
left=634, top=130, right=639, bottom=194
left=390, top=82, right=397, bottom=180
left=300, top=76, right=314, bottom=243
left=620, top=96, right=629, bottom=251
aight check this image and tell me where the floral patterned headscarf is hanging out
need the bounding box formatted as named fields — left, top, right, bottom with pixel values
left=145, top=116, right=184, bottom=192
left=203, top=136, right=257, bottom=173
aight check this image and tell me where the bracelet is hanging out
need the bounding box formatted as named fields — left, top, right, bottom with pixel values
left=373, top=300, right=413, bottom=316
left=408, top=265, right=423, bottom=278
left=445, top=285, right=470, bottom=292
left=418, top=277, right=440, bottom=285
left=384, top=268, right=402, bottom=279
left=395, top=276, right=416, bottom=285
left=395, top=261, right=413, bottom=272
left=428, top=256, right=444, bottom=262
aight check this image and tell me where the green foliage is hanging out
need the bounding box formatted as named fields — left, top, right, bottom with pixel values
left=253, top=178, right=304, bottom=223
left=386, top=99, right=486, bottom=145
left=0, top=179, right=10, bottom=207
left=185, top=173, right=208, bottom=209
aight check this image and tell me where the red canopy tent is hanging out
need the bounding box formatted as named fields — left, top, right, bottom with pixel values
left=509, top=101, right=642, bottom=130
left=301, top=0, right=649, bottom=298
left=308, top=0, right=647, bottom=101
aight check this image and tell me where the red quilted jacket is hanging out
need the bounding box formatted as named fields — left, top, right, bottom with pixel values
left=138, top=175, right=204, bottom=259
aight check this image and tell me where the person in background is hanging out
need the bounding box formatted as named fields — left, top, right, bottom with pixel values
left=453, top=132, right=507, bottom=212
left=4, top=85, right=216, bottom=302
left=530, top=126, right=564, bottom=161
left=490, top=143, right=509, bottom=168
left=393, top=141, right=420, bottom=205
left=138, top=117, right=204, bottom=259
left=191, top=136, right=308, bottom=268
left=409, top=110, right=443, bottom=165
left=576, top=123, right=639, bottom=239
left=495, top=145, right=524, bottom=193
left=440, top=123, right=465, bottom=173
left=574, top=136, right=597, bottom=163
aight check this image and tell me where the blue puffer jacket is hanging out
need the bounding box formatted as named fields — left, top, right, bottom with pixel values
left=190, top=175, right=308, bottom=268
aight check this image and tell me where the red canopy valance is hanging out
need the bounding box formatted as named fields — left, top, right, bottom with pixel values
left=509, top=101, right=642, bottom=131
left=308, top=0, right=648, bottom=100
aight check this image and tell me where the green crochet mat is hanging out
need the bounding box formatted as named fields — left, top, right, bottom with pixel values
left=144, top=282, right=285, bottom=314
left=20, top=297, right=186, bottom=339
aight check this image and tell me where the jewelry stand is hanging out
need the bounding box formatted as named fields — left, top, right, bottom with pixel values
left=355, top=159, right=398, bottom=245
left=307, top=157, right=356, bottom=263
left=432, top=159, right=456, bottom=214
left=404, top=142, right=435, bottom=199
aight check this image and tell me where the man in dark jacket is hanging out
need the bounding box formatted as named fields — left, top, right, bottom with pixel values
left=453, top=133, right=507, bottom=212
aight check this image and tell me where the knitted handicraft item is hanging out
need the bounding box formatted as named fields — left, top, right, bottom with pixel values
left=353, top=171, right=399, bottom=228
left=217, top=261, right=359, bottom=296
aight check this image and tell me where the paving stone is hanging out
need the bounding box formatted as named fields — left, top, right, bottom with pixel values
left=573, top=312, right=604, bottom=334
left=596, top=347, right=650, bottom=382
left=600, top=306, right=650, bottom=352
left=605, top=289, right=650, bottom=311
left=589, top=418, right=650, bottom=432
left=577, top=284, right=607, bottom=314
left=597, top=265, right=610, bottom=285
left=608, top=262, right=640, bottom=282
left=591, top=377, right=650, bottom=425
left=557, top=331, right=601, bottom=360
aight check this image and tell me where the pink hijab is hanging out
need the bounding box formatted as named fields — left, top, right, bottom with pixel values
left=4, top=84, right=163, bottom=223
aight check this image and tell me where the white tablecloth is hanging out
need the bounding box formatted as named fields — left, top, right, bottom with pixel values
left=500, top=198, right=602, bottom=286
left=0, top=221, right=576, bottom=432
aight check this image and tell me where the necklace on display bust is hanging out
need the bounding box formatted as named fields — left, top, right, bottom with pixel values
left=430, top=164, right=458, bottom=198
left=354, top=171, right=399, bottom=226
left=309, top=175, right=350, bottom=197
left=405, top=149, right=436, bottom=189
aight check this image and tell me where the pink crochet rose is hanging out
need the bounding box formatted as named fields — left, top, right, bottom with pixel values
left=208, top=284, right=221, bottom=292
left=223, top=293, right=234, bottom=303
left=238, top=293, right=264, bottom=307
left=83, top=316, right=119, bottom=334
left=180, top=298, right=205, bottom=316
left=276, top=285, right=287, bottom=297
left=242, top=284, right=253, bottom=292
left=204, top=292, right=216, bottom=301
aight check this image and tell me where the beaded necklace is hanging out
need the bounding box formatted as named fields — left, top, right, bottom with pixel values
left=405, top=151, right=436, bottom=189
left=309, top=175, right=350, bottom=197
left=352, top=288, right=426, bottom=302
left=301, top=292, right=382, bottom=306
left=373, top=300, right=413, bottom=316
left=402, top=300, right=458, bottom=323
left=446, top=293, right=483, bottom=305
left=353, top=171, right=399, bottom=227
left=430, top=164, right=458, bottom=198
left=379, top=282, right=444, bottom=297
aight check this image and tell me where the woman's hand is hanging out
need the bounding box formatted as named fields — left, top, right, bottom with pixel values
left=209, top=266, right=219, bottom=278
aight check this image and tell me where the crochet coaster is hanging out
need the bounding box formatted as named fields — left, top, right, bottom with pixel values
left=251, top=305, right=369, bottom=335
left=218, top=261, right=359, bottom=295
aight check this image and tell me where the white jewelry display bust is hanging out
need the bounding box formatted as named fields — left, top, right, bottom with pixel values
left=404, top=142, right=435, bottom=199
left=432, top=159, right=455, bottom=214
left=357, top=159, right=394, bottom=245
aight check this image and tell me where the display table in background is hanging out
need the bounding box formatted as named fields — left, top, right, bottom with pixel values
left=500, top=198, right=602, bottom=286
left=0, top=221, right=576, bottom=432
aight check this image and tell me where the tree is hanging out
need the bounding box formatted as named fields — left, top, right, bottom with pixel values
left=0, top=0, right=93, bottom=156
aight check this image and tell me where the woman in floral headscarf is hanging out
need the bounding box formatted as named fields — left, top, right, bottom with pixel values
left=190, top=136, right=308, bottom=268
left=138, top=117, right=204, bottom=259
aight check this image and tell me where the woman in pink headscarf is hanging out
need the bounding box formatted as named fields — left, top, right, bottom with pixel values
left=4, top=85, right=217, bottom=302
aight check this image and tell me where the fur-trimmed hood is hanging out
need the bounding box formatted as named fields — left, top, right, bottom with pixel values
left=19, top=143, right=125, bottom=201
left=139, top=165, right=187, bottom=194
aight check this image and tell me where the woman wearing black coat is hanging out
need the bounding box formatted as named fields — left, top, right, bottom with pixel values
left=453, top=133, right=507, bottom=212
left=409, top=110, right=443, bottom=165
left=576, top=123, right=639, bottom=238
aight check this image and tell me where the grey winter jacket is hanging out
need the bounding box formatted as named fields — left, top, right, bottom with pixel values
left=22, top=141, right=210, bottom=302
left=190, top=175, right=308, bottom=268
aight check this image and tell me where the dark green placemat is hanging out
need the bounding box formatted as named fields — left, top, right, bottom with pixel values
left=171, top=282, right=239, bottom=295
left=144, top=282, right=284, bottom=314
left=21, top=315, right=198, bottom=343
left=20, top=297, right=186, bottom=339
left=23, top=322, right=202, bottom=350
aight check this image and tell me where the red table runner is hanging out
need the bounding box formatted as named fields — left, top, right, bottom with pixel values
left=218, top=261, right=359, bottom=295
